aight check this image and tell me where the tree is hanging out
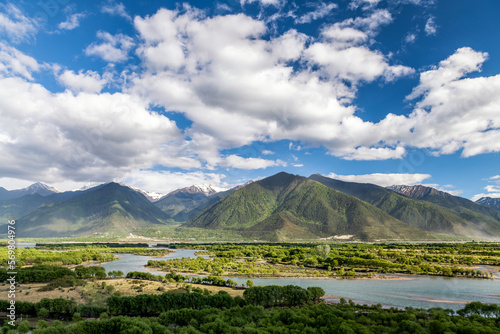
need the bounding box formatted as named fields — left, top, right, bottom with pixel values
left=316, top=244, right=331, bottom=260
left=246, top=280, right=254, bottom=287
left=72, top=312, right=82, bottom=322
left=17, top=320, right=30, bottom=334
left=37, top=307, right=49, bottom=318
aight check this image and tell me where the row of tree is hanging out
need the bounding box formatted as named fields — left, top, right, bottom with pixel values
left=14, top=300, right=500, bottom=334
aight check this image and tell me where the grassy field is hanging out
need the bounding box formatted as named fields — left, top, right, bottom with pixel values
left=0, top=278, right=244, bottom=308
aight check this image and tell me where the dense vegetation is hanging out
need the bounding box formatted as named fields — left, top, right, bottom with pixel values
left=0, top=247, right=115, bottom=267
left=15, top=182, right=170, bottom=238
left=187, top=172, right=433, bottom=241
left=155, top=242, right=499, bottom=278
left=4, top=296, right=499, bottom=334
left=311, top=174, right=500, bottom=238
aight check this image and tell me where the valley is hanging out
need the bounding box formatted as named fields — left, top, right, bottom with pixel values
left=2, top=172, right=500, bottom=242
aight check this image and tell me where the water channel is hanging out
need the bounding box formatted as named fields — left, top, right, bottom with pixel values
left=92, top=248, right=500, bottom=311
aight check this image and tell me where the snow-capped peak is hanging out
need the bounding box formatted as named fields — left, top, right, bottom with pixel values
left=118, top=183, right=165, bottom=202
left=190, top=183, right=226, bottom=195
left=25, top=182, right=60, bottom=196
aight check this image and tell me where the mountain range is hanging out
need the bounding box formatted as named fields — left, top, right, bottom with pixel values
left=1, top=173, right=499, bottom=241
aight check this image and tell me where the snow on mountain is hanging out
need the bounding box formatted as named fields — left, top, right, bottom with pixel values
left=22, top=182, right=60, bottom=196
left=166, top=183, right=226, bottom=197
left=476, top=197, right=500, bottom=211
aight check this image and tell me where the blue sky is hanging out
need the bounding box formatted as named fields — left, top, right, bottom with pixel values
left=0, top=0, right=499, bottom=201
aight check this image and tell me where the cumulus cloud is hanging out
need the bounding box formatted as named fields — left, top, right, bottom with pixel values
left=130, top=7, right=414, bottom=162
left=58, top=13, right=85, bottom=30
left=120, top=170, right=228, bottom=194
left=0, top=42, right=40, bottom=80
left=399, top=47, right=500, bottom=157
left=472, top=176, right=500, bottom=201
left=0, top=75, right=185, bottom=184
left=327, top=172, right=431, bottom=187
left=58, top=70, right=108, bottom=93
left=222, top=155, right=287, bottom=169
left=85, top=31, right=134, bottom=63
left=0, top=4, right=38, bottom=43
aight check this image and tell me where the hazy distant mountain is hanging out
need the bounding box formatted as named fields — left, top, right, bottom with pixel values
left=0, top=194, right=48, bottom=222
left=0, top=184, right=107, bottom=223
left=188, top=172, right=433, bottom=241
left=388, top=184, right=500, bottom=237
left=476, top=197, right=500, bottom=211
left=16, top=182, right=170, bottom=237
left=309, top=174, right=500, bottom=238
left=0, top=182, right=60, bottom=201
left=154, top=184, right=227, bottom=221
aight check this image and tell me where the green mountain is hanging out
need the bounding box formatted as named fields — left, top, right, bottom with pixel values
left=388, top=185, right=500, bottom=236
left=187, top=172, right=434, bottom=241
left=0, top=194, right=48, bottom=222
left=16, top=183, right=170, bottom=238
left=310, top=174, right=500, bottom=239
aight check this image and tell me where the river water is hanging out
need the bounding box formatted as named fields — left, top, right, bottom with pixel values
left=93, top=248, right=499, bottom=311
left=19, top=244, right=499, bottom=311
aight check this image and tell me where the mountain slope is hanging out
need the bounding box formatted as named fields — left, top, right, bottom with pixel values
left=388, top=185, right=500, bottom=236
left=0, top=194, right=48, bottom=222
left=188, top=172, right=434, bottom=241
left=0, top=185, right=107, bottom=223
left=309, top=174, right=499, bottom=238
left=0, top=182, right=60, bottom=201
left=476, top=197, right=500, bottom=211
left=16, top=183, right=170, bottom=237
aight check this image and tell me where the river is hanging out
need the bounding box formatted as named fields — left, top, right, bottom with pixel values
left=91, top=248, right=499, bottom=311
left=18, top=243, right=498, bottom=311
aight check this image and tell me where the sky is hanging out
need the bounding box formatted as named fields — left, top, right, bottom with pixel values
left=0, top=0, right=499, bottom=200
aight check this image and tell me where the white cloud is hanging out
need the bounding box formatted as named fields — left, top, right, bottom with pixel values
left=0, top=75, right=188, bottom=184
left=101, top=1, right=132, bottom=22
left=405, top=33, right=416, bottom=44
left=120, top=170, right=227, bottom=194
left=349, top=0, right=381, bottom=10
left=293, top=163, right=303, bottom=167
left=262, top=150, right=274, bottom=155
left=222, top=155, right=286, bottom=169
left=472, top=176, right=500, bottom=201
left=85, top=31, right=134, bottom=63
left=58, top=13, right=85, bottom=30
left=397, top=47, right=500, bottom=157
left=58, top=70, right=107, bottom=93
left=240, top=0, right=283, bottom=7
left=424, top=16, right=437, bottom=35
left=327, top=172, right=431, bottom=187
left=472, top=193, right=500, bottom=201
left=341, top=146, right=406, bottom=160
left=128, top=7, right=417, bottom=162
left=295, top=2, right=337, bottom=24
left=0, top=4, right=38, bottom=43
left=0, top=42, right=40, bottom=80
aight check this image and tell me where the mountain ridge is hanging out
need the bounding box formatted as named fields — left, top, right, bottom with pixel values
left=188, top=172, right=434, bottom=241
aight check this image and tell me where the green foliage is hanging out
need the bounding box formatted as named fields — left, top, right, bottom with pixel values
left=0, top=265, right=76, bottom=283
left=31, top=301, right=500, bottom=334
left=15, top=182, right=172, bottom=238
left=311, top=174, right=500, bottom=238
left=188, top=172, right=433, bottom=241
